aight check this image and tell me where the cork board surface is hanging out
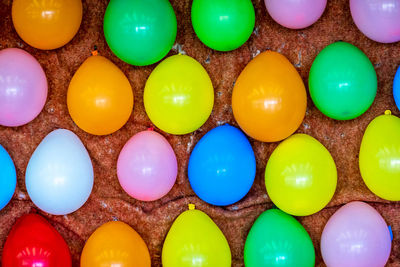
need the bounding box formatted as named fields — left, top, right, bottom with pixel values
left=1, top=0, right=400, bottom=266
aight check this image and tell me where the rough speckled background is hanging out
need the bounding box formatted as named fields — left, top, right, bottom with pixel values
left=1, top=0, right=400, bottom=266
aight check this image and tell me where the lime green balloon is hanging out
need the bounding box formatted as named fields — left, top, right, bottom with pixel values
left=309, top=41, right=377, bottom=120
left=244, top=209, right=315, bottom=267
left=104, top=0, right=177, bottom=66
left=191, top=0, right=255, bottom=51
left=162, top=205, right=231, bottom=267
left=360, top=111, right=400, bottom=200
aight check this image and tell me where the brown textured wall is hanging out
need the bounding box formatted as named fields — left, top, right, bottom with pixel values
left=1, top=0, right=400, bottom=266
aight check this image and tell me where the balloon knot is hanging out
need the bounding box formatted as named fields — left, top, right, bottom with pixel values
left=188, top=204, right=195, bottom=210
left=178, top=53, right=182, bottom=56
left=147, top=127, right=154, bottom=131
left=91, top=50, right=98, bottom=56
left=385, top=110, right=392, bottom=115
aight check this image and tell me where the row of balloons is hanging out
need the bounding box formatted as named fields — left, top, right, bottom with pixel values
left=1, top=201, right=392, bottom=266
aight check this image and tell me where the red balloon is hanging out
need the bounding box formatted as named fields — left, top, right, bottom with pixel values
left=2, top=213, right=71, bottom=267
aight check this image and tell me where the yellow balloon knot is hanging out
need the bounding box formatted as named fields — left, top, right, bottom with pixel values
left=188, top=204, right=195, bottom=210
left=385, top=110, right=392, bottom=115
left=178, top=52, right=182, bottom=56
left=91, top=50, right=98, bottom=56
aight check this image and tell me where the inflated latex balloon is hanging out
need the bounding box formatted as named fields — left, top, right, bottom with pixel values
left=265, top=134, right=337, bottom=216
left=104, top=0, right=177, bottom=66
left=81, top=221, right=151, bottom=267
left=25, top=129, right=94, bottom=215
left=309, top=42, right=377, bottom=120
left=0, top=145, right=16, bottom=210
left=2, top=213, right=72, bottom=267
left=117, top=130, right=178, bottom=201
left=359, top=111, right=400, bottom=200
left=67, top=54, right=134, bottom=135
left=12, top=0, right=82, bottom=50
left=350, top=0, right=400, bottom=43
left=244, top=209, right=315, bottom=267
left=191, top=0, right=255, bottom=51
left=265, top=0, right=327, bottom=29
left=188, top=125, right=256, bottom=206
left=232, top=51, right=307, bottom=142
left=393, top=66, right=400, bottom=110
left=321, top=201, right=391, bottom=267
left=144, top=55, right=214, bottom=135
left=162, top=204, right=231, bottom=267
left=0, top=48, right=47, bottom=127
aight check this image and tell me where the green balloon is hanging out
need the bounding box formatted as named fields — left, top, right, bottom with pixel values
left=104, top=0, right=177, bottom=66
left=308, top=41, right=377, bottom=120
left=244, top=209, right=315, bottom=267
left=191, top=0, right=255, bottom=51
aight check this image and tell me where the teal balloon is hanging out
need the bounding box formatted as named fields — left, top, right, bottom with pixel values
left=308, top=41, right=377, bottom=120
left=191, top=0, right=255, bottom=51
left=104, top=0, right=177, bottom=66
left=244, top=209, right=315, bottom=267
left=0, top=145, right=16, bottom=210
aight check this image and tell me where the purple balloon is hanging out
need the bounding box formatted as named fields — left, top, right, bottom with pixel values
left=0, top=48, right=47, bottom=127
left=321, top=201, right=391, bottom=267
left=117, top=130, right=178, bottom=201
left=264, top=0, right=327, bottom=29
left=350, top=0, right=400, bottom=43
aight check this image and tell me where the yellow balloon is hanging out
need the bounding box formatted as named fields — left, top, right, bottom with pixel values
left=81, top=221, right=151, bottom=267
left=144, top=54, right=214, bottom=135
left=12, top=0, right=82, bottom=50
left=67, top=55, right=134, bottom=135
left=359, top=111, right=400, bottom=200
left=162, top=204, right=231, bottom=267
left=265, top=134, right=337, bottom=216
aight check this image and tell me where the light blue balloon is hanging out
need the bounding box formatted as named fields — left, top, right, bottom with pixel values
left=188, top=124, right=256, bottom=206
left=0, top=145, right=16, bottom=210
left=25, top=129, right=94, bottom=215
left=393, top=66, right=400, bottom=111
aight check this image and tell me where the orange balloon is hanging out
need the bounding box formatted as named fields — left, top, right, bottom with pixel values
left=12, top=0, right=82, bottom=50
left=81, top=221, right=151, bottom=267
left=232, top=51, right=307, bottom=142
left=67, top=55, right=134, bottom=135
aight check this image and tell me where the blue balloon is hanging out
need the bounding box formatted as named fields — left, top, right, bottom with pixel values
left=394, top=65, right=400, bottom=110
left=0, top=144, right=16, bottom=210
left=188, top=124, right=256, bottom=206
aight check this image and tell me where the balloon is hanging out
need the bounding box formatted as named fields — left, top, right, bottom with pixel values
left=0, top=145, right=16, bottom=210
left=81, top=221, right=151, bottom=267
left=350, top=0, right=400, bottom=43
left=244, top=209, right=315, bottom=267
left=162, top=204, right=231, bottom=267
left=321, top=201, right=391, bottom=267
left=188, top=125, right=256, bottom=206
left=309, top=42, right=377, bottom=120
left=2, top=213, right=71, bottom=267
left=191, top=0, right=255, bottom=51
left=393, top=66, right=400, bottom=110
left=265, top=134, right=337, bottom=216
left=0, top=48, right=47, bottom=127
left=232, top=51, right=307, bottom=142
left=265, top=0, right=327, bottom=29
left=104, top=0, right=177, bottom=66
left=117, top=130, right=178, bottom=201
left=67, top=54, right=134, bottom=135
left=12, top=0, right=82, bottom=50
left=144, top=54, right=214, bottom=135
left=25, top=129, right=93, bottom=215
left=359, top=111, right=400, bottom=200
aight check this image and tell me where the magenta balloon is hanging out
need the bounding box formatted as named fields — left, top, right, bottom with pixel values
left=264, top=0, right=327, bottom=29
left=0, top=48, right=47, bottom=127
left=117, top=130, right=178, bottom=201
left=321, top=201, right=391, bottom=267
left=350, top=0, right=400, bottom=43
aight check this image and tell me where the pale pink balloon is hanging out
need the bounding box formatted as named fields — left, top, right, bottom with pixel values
left=117, top=130, right=178, bottom=201
left=264, top=0, right=327, bottom=29
left=0, top=48, right=48, bottom=127
left=321, top=201, right=392, bottom=267
left=350, top=0, right=400, bottom=43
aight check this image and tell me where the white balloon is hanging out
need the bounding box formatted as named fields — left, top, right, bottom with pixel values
left=26, top=129, right=94, bottom=215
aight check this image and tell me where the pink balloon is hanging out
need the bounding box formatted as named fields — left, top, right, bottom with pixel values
left=0, top=48, right=48, bottom=127
left=350, top=0, right=400, bottom=43
left=321, top=201, right=391, bottom=267
left=117, top=130, right=178, bottom=201
left=264, top=0, right=327, bottom=29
